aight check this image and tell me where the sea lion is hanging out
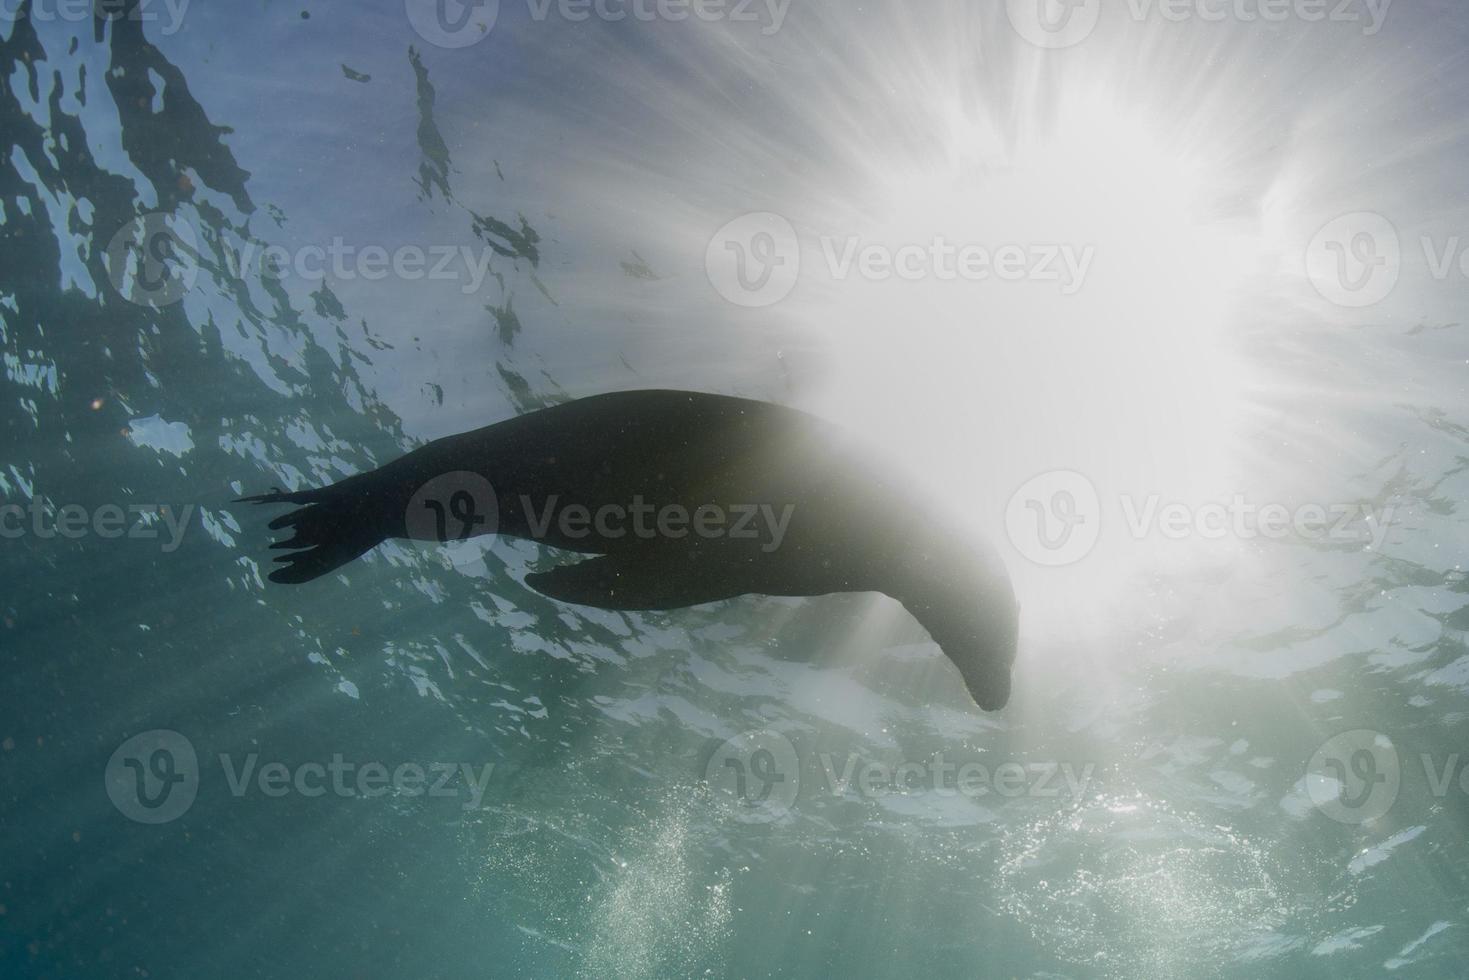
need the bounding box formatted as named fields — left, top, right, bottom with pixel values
left=242, top=389, right=1019, bottom=709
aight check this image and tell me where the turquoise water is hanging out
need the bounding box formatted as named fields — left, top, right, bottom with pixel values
left=3, top=2, right=1469, bottom=977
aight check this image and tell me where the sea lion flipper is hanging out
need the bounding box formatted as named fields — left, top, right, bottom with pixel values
left=244, top=490, right=384, bottom=584
left=524, top=553, right=746, bottom=611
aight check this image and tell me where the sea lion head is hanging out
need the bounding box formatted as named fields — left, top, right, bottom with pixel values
left=893, top=539, right=1020, bottom=711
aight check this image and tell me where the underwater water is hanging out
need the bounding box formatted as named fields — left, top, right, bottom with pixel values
left=3, top=0, right=1469, bottom=977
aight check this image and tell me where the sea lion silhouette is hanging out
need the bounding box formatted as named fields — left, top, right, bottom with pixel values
left=243, top=389, right=1019, bottom=709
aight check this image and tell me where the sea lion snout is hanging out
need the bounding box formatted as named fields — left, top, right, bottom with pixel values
left=898, top=555, right=1020, bottom=711
left=960, top=654, right=1014, bottom=712
left=936, top=603, right=1020, bottom=711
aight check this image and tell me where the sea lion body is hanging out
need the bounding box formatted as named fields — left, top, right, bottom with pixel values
left=246, top=390, right=1019, bottom=708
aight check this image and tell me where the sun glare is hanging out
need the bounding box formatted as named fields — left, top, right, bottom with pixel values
left=806, top=96, right=1262, bottom=615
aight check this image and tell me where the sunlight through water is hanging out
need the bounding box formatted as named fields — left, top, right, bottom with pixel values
left=4, top=0, right=1469, bottom=976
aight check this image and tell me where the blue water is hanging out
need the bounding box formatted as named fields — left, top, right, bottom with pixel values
left=3, top=1, right=1469, bottom=977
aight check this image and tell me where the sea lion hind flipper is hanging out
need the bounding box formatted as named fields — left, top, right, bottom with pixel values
left=244, top=493, right=385, bottom=584
left=524, top=554, right=745, bottom=611
left=239, top=471, right=390, bottom=584
left=237, top=487, right=329, bottom=506
left=266, top=523, right=382, bottom=584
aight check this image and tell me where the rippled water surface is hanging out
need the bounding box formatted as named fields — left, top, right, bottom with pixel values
left=2, top=1, right=1469, bottom=977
